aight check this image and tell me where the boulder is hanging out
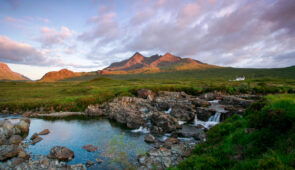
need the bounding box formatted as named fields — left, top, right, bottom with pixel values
left=86, top=160, right=94, bottom=167
left=8, top=135, right=23, bottom=145
left=96, top=158, right=103, bottom=164
left=85, top=104, right=106, bottom=116
left=39, top=129, right=50, bottom=135
left=16, top=118, right=30, bottom=134
left=82, top=144, right=98, bottom=152
left=220, top=96, right=254, bottom=108
left=170, top=104, right=196, bottom=121
left=32, top=136, right=43, bottom=145
left=164, top=137, right=179, bottom=145
left=144, top=134, right=156, bottom=143
left=0, top=145, right=20, bottom=161
left=174, top=125, right=206, bottom=142
left=199, top=92, right=221, bottom=101
left=150, top=112, right=180, bottom=134
left=196, top=107, right=216, bottom=121
left=49, top=146, right=74, bottom=161
left=30, top=133, right=39, bottom=140
left=192, top=98, right=211, bottom=107
left=137, top=89, right=155, bottom=100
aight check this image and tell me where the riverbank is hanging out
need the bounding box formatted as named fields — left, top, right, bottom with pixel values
left=1, top=90, right=265, bottom=169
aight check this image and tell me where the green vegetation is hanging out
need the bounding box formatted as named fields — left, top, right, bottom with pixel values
left=171, top=94, right=295, bottom=170
left=0, top=67, right=295, bottom=112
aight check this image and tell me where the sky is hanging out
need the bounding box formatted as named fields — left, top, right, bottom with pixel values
left=0, top=0, right=295, bottom=80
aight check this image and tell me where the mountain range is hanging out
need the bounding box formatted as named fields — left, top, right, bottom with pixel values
left=0, top=52, right=218, bottom=81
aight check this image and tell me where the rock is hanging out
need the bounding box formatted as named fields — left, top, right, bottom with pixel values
left=96, top=158, right=103, bottom=164
left=9, top=135, right=23, bottom=144
left=16, top=118, right=30, bottom=134
left=30, top=133, right=39, bottom=140
left=199, top=92, right=221, bottom=101
left=32, top=136, right=43, bottom=145
left=86, top=160, right=94, bottom=167
left=85, top=104, right=106, bottom=116
left=192, top=98, right=211, bottom=107
left=39, top=129, right=50, bottom=135
left=150, top=112, right=180, bottom=134
left=164, top=137, right=179, bottom=145
left=82, top=144, right=98, bottom=152
left=138, top=89, right=155, bottom=100
left=175, top=125, right=206, bottom=142
left=0, top=145, right=20, bottom=161
left=18, top=150, right=30, bottom=160
left=196, top=107, right=216, bottom=121
left=170, top=104, right=196, bottom=121
left=144, top=134, right=156, bottom=143
left=220, top=96, right=254, bottom=108
left=49, top=146, right=74, bottom=161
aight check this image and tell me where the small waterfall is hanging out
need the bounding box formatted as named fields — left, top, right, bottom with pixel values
left=165, top=108, right=172, bottom=114
left=131, top=126, right=150, bottom=133
left=208, top=112, right=221, bottom=122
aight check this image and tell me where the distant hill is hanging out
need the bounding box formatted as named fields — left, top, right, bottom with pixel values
left=0, top=62, right=29, bottom=81
left=99, top=52, right=219, bottom=75
left=40, top=69, right=96, bottom=82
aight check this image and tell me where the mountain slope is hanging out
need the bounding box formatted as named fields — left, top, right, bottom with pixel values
left=101, top=52, right=219, bottom=75
left=0, top=62, right=29, bottom=81
left=40, top=69, right=86, bottom=82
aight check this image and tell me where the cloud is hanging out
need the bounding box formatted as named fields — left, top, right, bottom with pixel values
left=37, top=26, right=74, bottom=47
left=78, top=12, right=120, bottom=44
left=0, top=35, right=60, bottom=66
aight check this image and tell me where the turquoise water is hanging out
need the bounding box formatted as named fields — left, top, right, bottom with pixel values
left=1, top=115, right=152, bottom=169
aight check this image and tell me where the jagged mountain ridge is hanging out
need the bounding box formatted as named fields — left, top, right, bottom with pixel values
left=100, top=52, right=217, bottom=74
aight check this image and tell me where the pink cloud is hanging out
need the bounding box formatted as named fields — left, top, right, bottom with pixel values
left=38, top=26, right=74, bottom=47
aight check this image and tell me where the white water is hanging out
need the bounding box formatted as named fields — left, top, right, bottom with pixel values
left=131, top=126, right=150, bottom=133
left=194, top=100, right=226, bottom=129
left=165, top=108, right=172, bottom=114
left=178, top=121, right=186, bottom=125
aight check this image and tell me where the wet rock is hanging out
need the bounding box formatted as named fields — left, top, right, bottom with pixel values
left=150, top=112, right=180, bottom=134
left=144, top=134, right=156, bottom=143
left=0, top=145, right=20, bottom=161
left=39, top=129, right=50, bottom=135
left=32, top=136, right=43, bottom=145
left=96, top=158, right=103, bottom=164
left=86, top=160, right=94, bottom=167
left=49, top=146, right=74, bottom=161
left=175, top=125, right=206, bottom=142
left=82, top=144, right=98, bottom=152
left=192, top=98, right=211, bottom=107
left=18, top=150, right=30, bottom=160
left=164, top=137, right=179, bottom=145
left=196, top=107, right=216, bottom=121
left=170, top=104, right=196, bottom=121
left=220, top=105, right=245, bottom=121
left=30, top=133, right=39, bottom=140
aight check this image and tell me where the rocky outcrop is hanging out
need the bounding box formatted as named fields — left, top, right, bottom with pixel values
left=174, top=125, right=206, bottom=142
left=138, top=143, right=194, bottom=170
left=0, top=156, right=86, bottom=170
left=0, top=118, right=30, bottom=161
left=150, top=112, right=180, bottom=134
left=220, top=96, right=254, bottom=108
left=49, top=146, right=75, bottom=161
left=137, top=89, right=155, bottom=101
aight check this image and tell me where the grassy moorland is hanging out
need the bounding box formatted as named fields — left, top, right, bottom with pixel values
left=0, top=67, right=294, bottom=113
left=172, top=94, right=295, bottom=169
